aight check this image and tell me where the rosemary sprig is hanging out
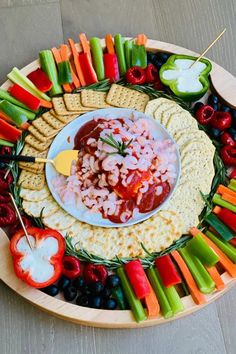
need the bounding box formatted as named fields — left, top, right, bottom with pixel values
left=73, top=79, right=111, bottom=93
left=33, top=208, right=45, bottom=229
left=100, top=134, right=133, bottom=157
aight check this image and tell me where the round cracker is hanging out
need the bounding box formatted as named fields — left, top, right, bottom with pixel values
left=20, top=185, right=50, bottom=202
left=22, top=196, right=59, bottom=218
left=43, top=208, right=76, bottom=230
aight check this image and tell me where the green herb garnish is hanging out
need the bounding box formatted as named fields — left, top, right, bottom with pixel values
left=100, top=133, right=133, bottom=157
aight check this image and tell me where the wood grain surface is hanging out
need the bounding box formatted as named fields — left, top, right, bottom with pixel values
left=0, top=0, right=236, bottom=353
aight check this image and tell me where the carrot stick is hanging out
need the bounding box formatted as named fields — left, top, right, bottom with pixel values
left=206, top=266, right=225, bottom=290
left=190, top=227, right=236, bottom=277
left=105, top=34, right=115, bottom=54
left=217, top=185, right=236, bottom=199
left=0, top=112, right=13, bottom=124
left=136, top=34, right=147, bottom=46
left=79, top=33, right=91, bottom=57
left=51, top=47, right=72, bottom=93
left=63, top=44, right=80, bottom=88
left=59, top=45, right=73, bottom=93
left=144, top=281, right=160, bottom=319
left=39, top=99, right=53, bottom=108
left=171, top=251, right=205, bottom=305
left=213, top=206, right=222, bottom=215
left=222, top=193, right=236, bottom=205
left=68, top=38, right=86, bottom=86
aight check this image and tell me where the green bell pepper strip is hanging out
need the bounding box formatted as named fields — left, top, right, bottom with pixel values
left=114, top=34, right=127, bottom=76
left=147, top=267, right=173, bottom=319
left=187, top=234, right=219, bottom=267
left=124, top=40, right=133, bottom=69
left=206, top=231, right=236, bottom=263
left=213, top=193, right=236, bottom=213
left=39, top=50, right=63, bottom=96
left=0, top=138, right=14, bottom=147
left=7, top=67, right=51, bottom=101
left=90, top=37, right=105, bottom=81
left=131, top=44, right=147, bottom=68
left=0, top=100, right=35, bottom=123
left=116, top=267, right=147, bottom=322
left=111, top=286, right=129, bottom=310
left=178, top=248, right=215, bottom=294
left=159, top=54, right=212, bottom=102
left=58, top=61, right=72, bottom=85
left=205, top=213, right=235, bottom=241
left=0, top=89, right=37, bottom=112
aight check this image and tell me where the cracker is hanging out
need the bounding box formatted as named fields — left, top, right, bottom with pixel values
left=19, top=163, right=44, bottom=174
left=19, top=144, right=48, bottom=172
left=20, top=185, right=50, bottom=201
left=25, top=134, right=52, bottom=152
left=50, top=109, right=79, bottom=124
left=53, top=97, right=84, bottom=115
left=18, top=170, right=45, bottom=190
left=42, top=111, right=65, bottom=130
left=64, top=93, right=93, bottom=112
left=166, top=111, right=198, bottom=136
left=32, top=117, right=58, bottom=137
left=161, top=105, right=183, bottom=127
left=43, top=208, right=76, bottom=230
left=28, top=125, right=48, bottom=142
left=145, top=98, right=174, bottom=118
left=22, top=196, right=60, bottom=218
left=154, top=102, right=178, bottom=124
left=21, top=144, right=48, bottom=158
left=81, top=90, right=112, bottom=108
left=106, top=84, right=149, bottom=112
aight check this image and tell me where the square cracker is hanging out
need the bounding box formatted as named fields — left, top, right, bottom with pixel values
left=18, top=170, right=45, bottom=190
left=28, top=125, right=48, bottom=143
left=53, top=97, right=84, bottom=115
left=21, top=144, right=48, bottom=158
left=32, top=117, right=58, bottom=137
left=50, top=109, right=78, bottom=124
left=106, top=84, right=149, bottom=112
left=19, top=163, right=44, bottom=174
left=64, top=93, right=93, bottom=112
left=81, top=90, right=112, bottom=108
left=42, top=111, right=65, bottom=130
left=25, top=134, right=52, bottom=152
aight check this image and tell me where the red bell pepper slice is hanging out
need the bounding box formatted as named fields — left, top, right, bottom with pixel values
left=78, top=52, right=98, bottom=85
left=103, top=53, right=120, bottom=83
left=8, top=84, right=41, bottom=111
left=0, top=119, right=21, bottom=143
left=10, top=227, right=65, bottom=288
left=124, top=259, right=151, bottom=299
left=27, top=68, right=53, bottom=92
left=155, top=255, right=181, bottom=288
left=214, top=207, right=236, bottom=232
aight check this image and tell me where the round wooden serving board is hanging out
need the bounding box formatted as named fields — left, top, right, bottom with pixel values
left=1, top=39, right=236, bottom=328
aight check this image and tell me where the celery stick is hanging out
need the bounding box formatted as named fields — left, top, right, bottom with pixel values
left=0, top=89, right=37, bottom=112
left=0, top=139, right=14, bottom=147
left=213, top=194, right=236, bottom=213
left=147, top=267, right=173, bottom=318
left=117, top=267, right=147, bottom=322
left=228, top=180, right=236, bottom=192
left=179, top=248, right=215, bottom=294
left=187, top=234, right=219, bottom=267
left=206, top=231, right=236, bottom=263
left=39, top=50, right=63, bottom=96
left=8, top=67, right=51, bottom=101
left=164, top=285, right=184, bottom=315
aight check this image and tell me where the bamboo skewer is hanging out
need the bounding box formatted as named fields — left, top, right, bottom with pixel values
left=190, top=28, right=226, bottom=68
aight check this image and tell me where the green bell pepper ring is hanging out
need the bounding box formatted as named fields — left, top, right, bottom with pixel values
left=90, top=37, right=105, bottom=81
left=159, top=54, right=212, bottom=102
left=114, top=34, right=127, bottom=76
left=131, top=44, right=147, bottom=69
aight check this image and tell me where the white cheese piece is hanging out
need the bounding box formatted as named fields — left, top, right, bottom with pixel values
left=16, top=235, right=59, bottom=284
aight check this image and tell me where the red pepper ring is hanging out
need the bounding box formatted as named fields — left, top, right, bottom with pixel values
left=0, top=193, right=11, bottom=203
left=0, top=203, right=17, bottom=226
left=10, top=228, right=65, bottom=288
left=62, top=255, right=81, bottom=279
left=0, top=169, right=13, bottom=190
left=220, top=145, right=236, bottom=166
left=126, top=66, right=146, bottom=85
left=145, top=64, right=159, bottom=83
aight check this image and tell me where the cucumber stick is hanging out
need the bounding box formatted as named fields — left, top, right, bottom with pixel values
left=7, top=67, right=50, bottom=101
left=147, top=267, right=173, bottom=318
left=0, top=89, right=36, bottom=112
left=206, top=231, right=236, bottom=263
left=90, top=38, right=105, bottom=81
left=179, top=248, right=215, bottom=294
left=117, top=267, right=147, bottom=322
left=0, top=100, right=35, bottom=122
left=58, top=61, right=72, bottom=84
left=187, top=234, right=219, bottom=267
left=205, top=213, right=234, bottom=241
left=39, top=50, right=63, bottom=96
left=114, top=34, right=127, bottom=76
left=111, top=286, right=129, bottom=310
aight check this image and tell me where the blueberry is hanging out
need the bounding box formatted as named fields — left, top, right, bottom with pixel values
left=156, top=52, right=170, bottom=62
left=63, top=286, right=77, bottom=301
left=73, top=276, right=86, bottom=290
left=221, top=105, right=231, bottom=112
left=58, top=276, right=71, bottom=291
left=80, top=285, right=91, bottom=296
left=76, top=294, right=89, bottom=307
left=147, top=52, right=157, bottom=65
left=154, top=59, right=165, bottom=69
left=208, top=102, right=219, bottom=111
left=88, top=295, right=103, bottom=309
left=102, top=287, right=112, bottom=298
left=228, top=127, right=236, bottom=141
left=42, top=285, right=59, bottom=297
left=231, top=109, right=236, bottom=120
left=193, top=101, right=204, bottom=115
left=103, top=298, right=117, bottom=310
left=208, top=94, right=219, bottom=105
left=106, top=275, right=120, bottom=288
left=0, top=162, right=6, bottom=169
left=89, top=281, right=104, bottom=294
left=210, top=127, right=222, bottom=139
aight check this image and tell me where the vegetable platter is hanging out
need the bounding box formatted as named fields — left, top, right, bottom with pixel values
left=0, top=33, right=236, bottom=328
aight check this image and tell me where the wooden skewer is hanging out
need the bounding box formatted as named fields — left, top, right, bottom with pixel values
left=9, top=193, right=33, bottom=250
left=190, top=28, right=226, bottom=68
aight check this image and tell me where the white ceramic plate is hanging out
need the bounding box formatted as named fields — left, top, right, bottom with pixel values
left=46, top=108, right=181, bottom=227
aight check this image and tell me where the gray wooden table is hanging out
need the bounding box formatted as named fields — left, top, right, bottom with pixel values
left=0, top=1, right=236, bottom=353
